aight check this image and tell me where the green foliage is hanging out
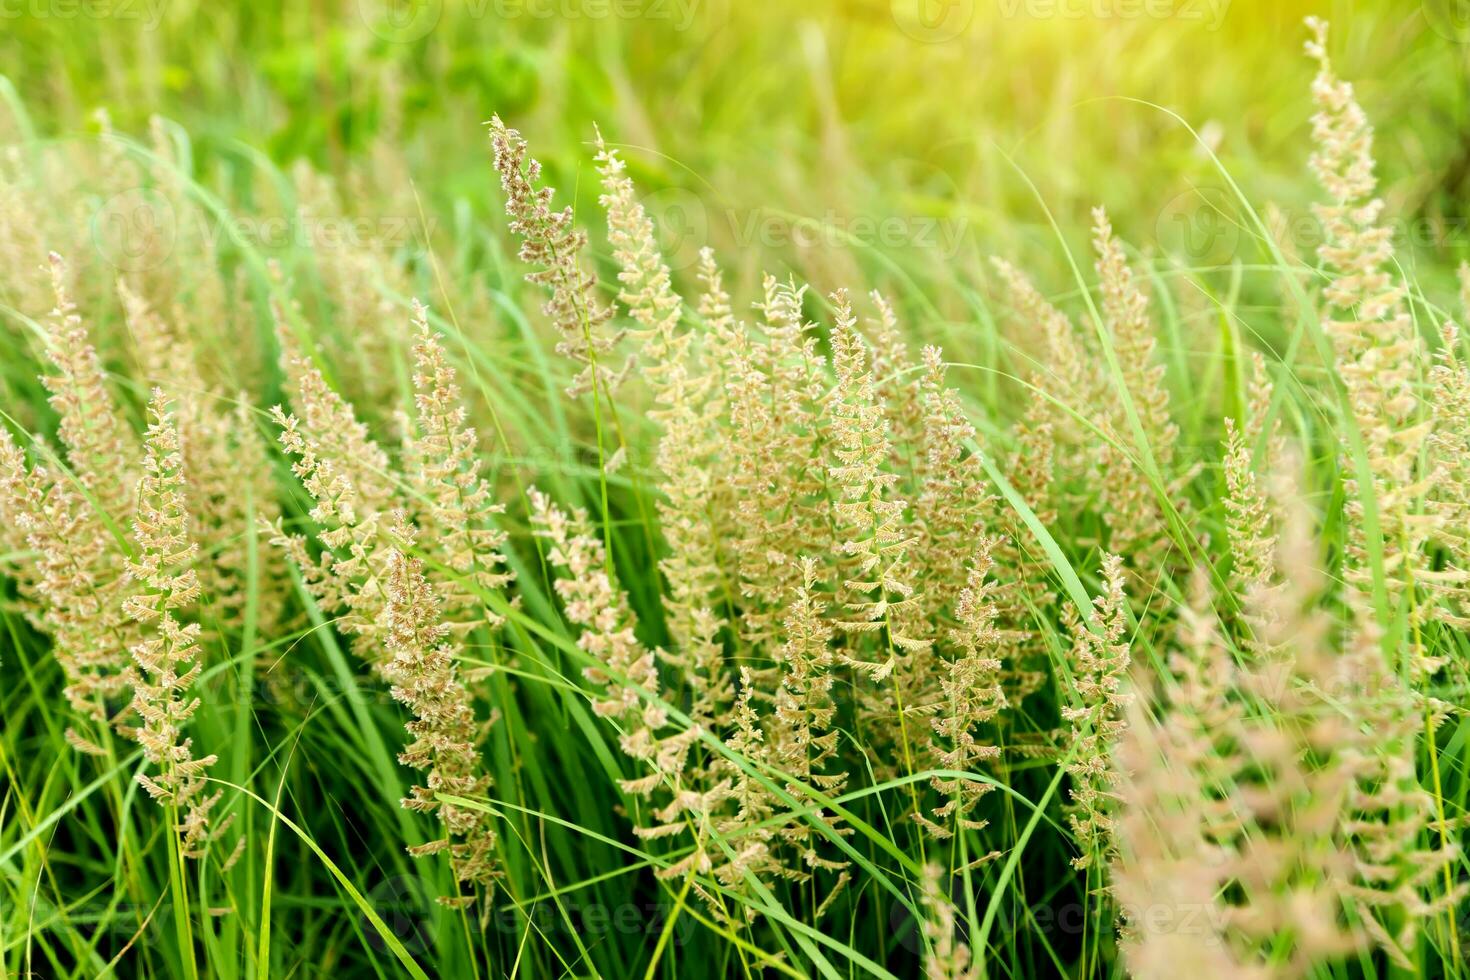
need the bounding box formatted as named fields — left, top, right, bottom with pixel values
left=1, top=5, right=1468, bottom=979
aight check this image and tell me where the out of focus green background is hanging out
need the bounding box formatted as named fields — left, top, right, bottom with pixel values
left=4, top=0, right=1467, bottom=301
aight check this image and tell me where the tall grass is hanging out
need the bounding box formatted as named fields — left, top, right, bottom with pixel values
left=0, top=12, right=1467, bottom=980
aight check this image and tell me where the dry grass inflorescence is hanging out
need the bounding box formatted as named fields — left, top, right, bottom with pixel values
left=0, top=17, right=1467, bottom=979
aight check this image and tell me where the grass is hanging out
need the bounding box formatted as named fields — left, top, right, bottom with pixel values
left=0, top=3, right=1468, bottom=979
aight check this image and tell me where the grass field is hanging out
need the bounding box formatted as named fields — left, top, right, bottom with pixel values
left=1, top=2, right=1469, bottom=978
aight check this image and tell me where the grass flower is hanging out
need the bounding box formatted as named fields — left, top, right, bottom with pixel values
left=490, top=115, right=623, bottom=399
left=39, top=253, right=138, bottom=522
left=596, top=138, right=729, bottom=722
left=404, top=301, right=514, bottom=631
left=826, top=290, right=928, bottom=669
left=1089, top=211, right=1184, bottom=573
left=380, top=530, right=501, bottom=903
left=918, top=541, right=1005, bottom=843
left=123, top=390, right=226, bottom=858
left=1061, top=553, right=1130, bottom=870
left=1304, top=18, right=1439, bottom=660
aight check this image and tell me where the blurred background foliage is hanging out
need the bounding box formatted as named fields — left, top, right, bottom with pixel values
left=5, top=0, right=1469, bottom=299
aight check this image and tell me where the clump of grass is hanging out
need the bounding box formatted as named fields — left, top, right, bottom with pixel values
left=380, top=530, right=502, bottom=904
left=123, top=389, right=227, bottom=858
left=0, top=15, right=1465, bottom=980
